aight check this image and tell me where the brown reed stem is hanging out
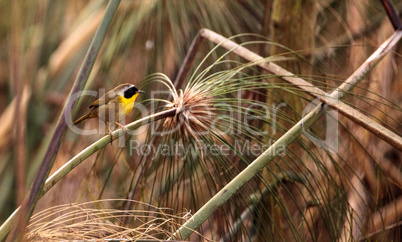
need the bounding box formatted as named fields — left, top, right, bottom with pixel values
left=6, top=1, right=121, bottom=241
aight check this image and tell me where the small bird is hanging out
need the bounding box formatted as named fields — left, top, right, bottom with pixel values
left=74, top=83, right=144, bottom=138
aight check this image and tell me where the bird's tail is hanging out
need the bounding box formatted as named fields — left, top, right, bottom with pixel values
left=73, top=112, right=95, bottom=125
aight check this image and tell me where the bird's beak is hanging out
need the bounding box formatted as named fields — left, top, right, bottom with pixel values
left=138, top=90, right=145, bottom=94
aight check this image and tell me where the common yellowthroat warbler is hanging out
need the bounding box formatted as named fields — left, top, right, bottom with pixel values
left=74, top=83, right=144, bottom=138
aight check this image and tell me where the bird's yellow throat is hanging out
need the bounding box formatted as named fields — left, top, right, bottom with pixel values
left=121, top=93, right=139, bottom=114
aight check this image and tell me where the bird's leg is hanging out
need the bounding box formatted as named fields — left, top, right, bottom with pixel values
left=106, top=122, right=115, bottom=141
left=115, top=121, right=127, bottom=134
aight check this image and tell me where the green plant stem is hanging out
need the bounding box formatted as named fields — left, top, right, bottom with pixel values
left=170, top=30, right=402, bottom=240
left=171, top=104, right=326, bottom=240
left=0, top=108, right=176, bottom=241
left=5, top=1, right=121, bottom=241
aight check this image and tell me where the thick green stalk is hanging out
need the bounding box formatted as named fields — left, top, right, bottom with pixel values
left=171, top=30, right=402, bottom=240
left=0, top=108, right=176, bottom=240
left=5, top=1, right=121, bottom=241
left=171, top=104, right=326, bottom=240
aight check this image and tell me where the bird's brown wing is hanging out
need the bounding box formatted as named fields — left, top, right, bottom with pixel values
left=88, top=90, right=117, bottom=108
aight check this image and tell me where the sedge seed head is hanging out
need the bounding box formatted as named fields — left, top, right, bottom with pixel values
left=163, top=88, right=215, bottom=140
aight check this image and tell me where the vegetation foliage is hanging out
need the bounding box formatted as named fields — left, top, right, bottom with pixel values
left=0, top=0, right=401, bottom=241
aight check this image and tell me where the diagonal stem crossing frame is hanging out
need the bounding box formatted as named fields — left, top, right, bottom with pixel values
left=170, top=29, right=402, bottom=240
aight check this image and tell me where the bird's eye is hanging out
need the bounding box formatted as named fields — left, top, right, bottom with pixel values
left=124, top=86, right=138, bottom=98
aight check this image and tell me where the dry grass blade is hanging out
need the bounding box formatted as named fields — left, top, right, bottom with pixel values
left=26, top=199, right=191, bottom=241
left=49, top=7, right=105, bottom=76
left=369, top=196, right=402, bottom=235
left=339, top=172, right=369, bottom=242
left=0, top=87, right=30, bottom=151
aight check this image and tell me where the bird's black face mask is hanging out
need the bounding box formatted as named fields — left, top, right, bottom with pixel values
left=124, top=86, right=138, bottom=99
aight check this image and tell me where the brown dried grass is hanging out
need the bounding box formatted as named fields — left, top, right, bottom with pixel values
left=26, top=199, right=191, bottom=241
